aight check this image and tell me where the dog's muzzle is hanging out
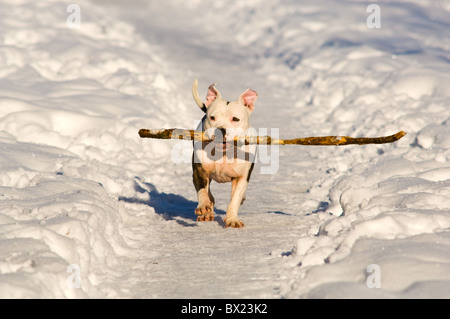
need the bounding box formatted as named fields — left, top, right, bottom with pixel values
left=211, top=127, right=231, bottom=151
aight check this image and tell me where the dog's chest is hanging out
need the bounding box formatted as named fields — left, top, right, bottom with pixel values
left=200, top=156, right=249, bottom=183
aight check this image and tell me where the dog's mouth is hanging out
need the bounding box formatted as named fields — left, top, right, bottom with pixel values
left=208, top=128, right=236, bottom=152
left=214, top=140, right=232, bottom=151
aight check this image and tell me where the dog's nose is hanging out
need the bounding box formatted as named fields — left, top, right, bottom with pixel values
left=219, top=128, right=227, bottom=136
left=214, top=127, right=227, bottom=140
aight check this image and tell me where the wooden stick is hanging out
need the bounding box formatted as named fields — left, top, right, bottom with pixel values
left=138, top=128, right=406, bottom=146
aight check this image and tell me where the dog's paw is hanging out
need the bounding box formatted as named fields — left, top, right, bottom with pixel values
left=196, top=212, right=215, bottom=222
left=195, top=202, right=214, bottom=221
left=223, top=217, right=245, bottom=228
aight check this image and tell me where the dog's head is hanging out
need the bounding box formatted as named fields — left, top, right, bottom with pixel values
left=192, top=79, right=257, bottom=150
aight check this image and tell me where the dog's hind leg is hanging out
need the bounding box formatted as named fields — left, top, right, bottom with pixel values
left=208, top=182, right=215, bottom=207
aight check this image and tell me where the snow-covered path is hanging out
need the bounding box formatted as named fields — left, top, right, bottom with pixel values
left=1, top=0, right=450, bottom=298
left=109, top=2, right=322, bottom=299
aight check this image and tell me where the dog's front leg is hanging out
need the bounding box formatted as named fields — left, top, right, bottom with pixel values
left=192, top=162, right=214, bottom=221
left=224, top=177, right=248, bottom=228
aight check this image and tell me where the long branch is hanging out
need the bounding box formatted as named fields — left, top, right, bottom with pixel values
left=138, top=128, right=406, bottom=146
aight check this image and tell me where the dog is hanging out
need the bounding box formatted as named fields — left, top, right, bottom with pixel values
left=191, top=79, right=258, bottom=228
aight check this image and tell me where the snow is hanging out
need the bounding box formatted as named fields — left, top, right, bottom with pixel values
left=0, top=0, right=449, bottom=298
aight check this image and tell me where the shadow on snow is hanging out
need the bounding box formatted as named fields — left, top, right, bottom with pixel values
left=119, top=177, right=226, bottom=227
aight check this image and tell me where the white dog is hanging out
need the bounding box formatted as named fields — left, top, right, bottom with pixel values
left=191, top=79, right=257, bottom=228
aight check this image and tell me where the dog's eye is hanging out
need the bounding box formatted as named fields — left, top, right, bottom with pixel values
left=232, top=117, right=240, bottom=122
left=209, top=116, right=215, bottom=121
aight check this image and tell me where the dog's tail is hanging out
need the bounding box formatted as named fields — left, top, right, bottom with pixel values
left=192, top=79, right=207, bottom=113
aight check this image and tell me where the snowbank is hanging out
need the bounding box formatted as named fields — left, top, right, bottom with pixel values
left=0, top=0, right=182, bottom=297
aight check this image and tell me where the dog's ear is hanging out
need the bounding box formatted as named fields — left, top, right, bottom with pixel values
left=205, top=83, right=221, bottom=108
left=239, top=88, right=257, bottom=113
